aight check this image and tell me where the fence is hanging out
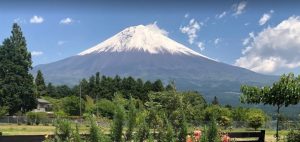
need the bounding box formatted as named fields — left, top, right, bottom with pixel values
left=0, top=116, right=111, bottom=128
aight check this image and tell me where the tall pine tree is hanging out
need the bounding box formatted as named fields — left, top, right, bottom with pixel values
left=35, top=70, right=46, bottom=97
left=0, top=23, right=37, bottom=115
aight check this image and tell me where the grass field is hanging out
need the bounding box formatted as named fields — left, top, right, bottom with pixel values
left=0, top=124, right=290, bottom=142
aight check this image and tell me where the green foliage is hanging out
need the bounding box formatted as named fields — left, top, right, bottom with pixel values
left=286, top=129, right=300, bottom=142
left=26, top=112, right=48, bottom=125
left=0, top=23, right=37, bottom=115
left=35, top=70, right=47, bottom=97
left=240, top=73, right=300, bottom=141
left=89, top=117, right=108, bottom=142
left=125, top=97, right=137, bottom=141
left=246, top=109, right=266, bottom=130
left=0, top=106, right=8, bottom=117
left=206, top=118, right=221, bottom=142
left=203, top=105, right=232, bottom=123
left=182, top=91, right=206, bottom=125
left=218, top=116, right=232, bottom=129
left=85, top=95, right=96, bottom=114
left=73, top=124, right=82, bottom=142
left=177, top=110, right=188, bottom=142
left=53, top=119, right=73, bottom=141
left=135, top=111, right=150, bottom=142
left=96, top=99, right=115, bottom=119
left=63, top=96, right=85, bottom=116
left=111, top=99, right=125, bottom=142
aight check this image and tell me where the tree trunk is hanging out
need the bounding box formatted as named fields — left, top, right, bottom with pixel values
left=276, top=105, right=280, bottom=142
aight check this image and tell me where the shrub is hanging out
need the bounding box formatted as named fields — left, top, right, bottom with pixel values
left=286, top=129, right=300, bottom=142
left=54, top=119, right=73, bottom=141
left=26, top=112, right=48, bottom=125
left=246, top=109, right=266, bottom=130
left=206, top=119, right=221, bottom=142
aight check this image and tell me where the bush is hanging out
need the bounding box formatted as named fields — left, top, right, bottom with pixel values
left=26, top=112, right=48, bottom=125
left=246, top=111, right=265, bottom=130
left=53, top=119, right=73, bottom=141
left=206, top=119, right=221, bottom=142
left=286, top=129, right=300, bottom=142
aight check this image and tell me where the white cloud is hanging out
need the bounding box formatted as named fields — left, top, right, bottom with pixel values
left=180, top=18, right=202, bottom=44
left=197, top=42, right=205, bottom=51
left=232, top=1, right=247, bottom=16
left=259, top=10, right=274, bottom=25
left=235, top=16, right=300, bottom=73
left=60, top=17, right=73, bottom=24
left=146, top=21, right=168, bottom=36
left=242, top=32, right=254, bottom=46
left=244, top=23, right=250, bottom=26
left=30, top=15, right=44, bottom=24
left=214, top=38, right=221, bottom=45
left=31, top=51, right=43, bottom=56
left=216, top=11, right=227, bottom=19
left=184, top=13, right=189, bottom=18
left=57, top=41, right=67, bottom=46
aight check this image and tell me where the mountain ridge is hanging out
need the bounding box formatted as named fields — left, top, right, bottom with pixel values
left=32, top=24, right=278, bottom=104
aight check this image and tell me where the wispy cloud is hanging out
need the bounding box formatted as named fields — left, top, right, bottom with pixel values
left=57, top=41, right=67, bottom=46
left=60, top=17, right=73, bottom=24
left=184, top=13, right=189, bottom=18
left=30, top=15, right=44, bottom=24
left=146, top=21, right=168, bottom=36
left=216, top=11, right=227, bottom=19
left=232, top=1, right=247, bottom=16
left=197, top=42, right=205, bottom=51
left=259, top=10, right=274, bottom=25
left=180, top=18, right=202, bottom=44
left=13, top=18, right=26, bottom=24
left=31, top=51, right=43, bottom=56
left=214, top=38, right=221, bottom=45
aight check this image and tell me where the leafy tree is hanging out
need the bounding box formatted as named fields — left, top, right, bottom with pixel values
left=246, top=109, right=266, bottom=130
left=96, top=99, right=116, bottom=118
left=63, top=96, right=84, bottom=116
left=0, top=106, right=8, bottom=117
left=241, top=73, right=300, bottom=141
left=0, top=23, right=36, bottom=115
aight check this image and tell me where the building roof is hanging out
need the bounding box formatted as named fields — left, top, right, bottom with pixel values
left=37, top=98, right=50, bottom=104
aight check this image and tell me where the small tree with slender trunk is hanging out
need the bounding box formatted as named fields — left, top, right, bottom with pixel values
left=240, top=73, right=300, bottom=142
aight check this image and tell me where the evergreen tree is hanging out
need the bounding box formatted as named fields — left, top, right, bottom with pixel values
left=35, top=70, right=46, bottom=97
left=125, top=97, right=137, bottom=141
left=46, top=83, right=57, bottom=98
left=152, top=79, right=164, bottom=92
left=212, top=96, right=219, bottom=105
left=111, top=101, right=125, bottom=142
left=0, top=23, right=37, bottom=114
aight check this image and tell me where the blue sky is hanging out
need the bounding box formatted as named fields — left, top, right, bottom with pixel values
left=1, top=0, right=300, bottom=75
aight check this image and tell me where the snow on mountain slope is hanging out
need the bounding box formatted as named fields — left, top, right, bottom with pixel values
left=78, top=24, right=212, bottom=60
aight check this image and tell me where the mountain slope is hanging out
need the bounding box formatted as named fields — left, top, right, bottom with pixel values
left=32, top=24, right=277, bottom=104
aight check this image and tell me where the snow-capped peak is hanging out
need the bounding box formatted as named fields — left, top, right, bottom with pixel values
left=78, top=24, right=209, bottom=58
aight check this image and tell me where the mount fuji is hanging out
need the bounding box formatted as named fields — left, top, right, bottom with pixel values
left=32, top=24, right=277, bottom=103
